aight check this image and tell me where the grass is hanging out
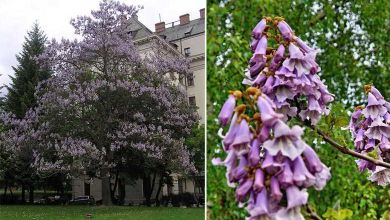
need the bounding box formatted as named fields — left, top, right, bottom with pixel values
left=0, top=205, right=205, bottom=220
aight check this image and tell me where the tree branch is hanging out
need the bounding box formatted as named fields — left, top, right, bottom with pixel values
left=304, top=121, right=390, bottom=169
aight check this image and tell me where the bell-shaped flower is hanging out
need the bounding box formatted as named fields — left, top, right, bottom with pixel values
left=362, top=93, right=387, bottom=119
left=303, top=145, right=323, bottom=173
left=223, top=113, right=240, bottom=150
left=257, top=95, right=283, bottom=126
left=380, top=136, right=390, bottom=152
left=232, top=156, right=248, bottom=181
left=253, top=168, right=265, bottom=192
left=248, top=188, right=269, bottom=218
left=231, top=119, right=252, bottom=155
left=292, top=156, right=315, bottom=187
left=356, top=157, right=376, bottom=172
left=277, top=21, right=293, bottom=41
left=249, top=138, right=261, bottom=166
left=273, top=207, right=305, bottom=220
left=278, top=160, right=294, bottom=187
left=218, top=95, right=236, bottom=126
left=261, top=150, right=283, bottom=174
left=270, top=176, right=283, bottom=202
left=263, top=120, right=306, bottom=160
left=272, top=78, right=295, bottom=102
left=236, top=178, right=254, bottom=202
left=368, top=166, right=390, bottom=186
left=269, top=44, right=285, bottom=71
left=364, top=117, right=390, bottom=140
left=286, top=186, right=308, bottom=209
left=282, top=43, right=311, bottom=77
left=313, top=163, right=331, bottom=190
left=252, top=18, right=267, bottom=39
left=299, top=96, right=322, bottom=125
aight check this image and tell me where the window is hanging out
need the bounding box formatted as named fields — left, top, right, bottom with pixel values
left=189, top=96, right=196, bottom=107
left=187, top=73, right=194, bottom=86
left=184, top=27, right=193, bottom=37
left=184, top=47, right=191, bottom=57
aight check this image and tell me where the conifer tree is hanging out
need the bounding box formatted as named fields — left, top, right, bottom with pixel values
left=2, top=22, right=50, bottom=203
left=5, top=22, right=50, bottom=118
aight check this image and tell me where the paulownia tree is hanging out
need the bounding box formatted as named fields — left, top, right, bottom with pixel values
left=1, top=0, right=198, bottom=206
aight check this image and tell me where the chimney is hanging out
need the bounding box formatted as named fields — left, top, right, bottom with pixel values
left=200, top=8, right=205, bottom=19
left=155, top=22, right=165, bottom=33
left=179, top=14, right=190, bottom=25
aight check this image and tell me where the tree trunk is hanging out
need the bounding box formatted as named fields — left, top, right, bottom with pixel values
left=28, top=183, right=34, bottom=203
left=21, top=183, right=26, bottom=203
left=3, top=182, right=7, bottom=197
left=143, top=174, right=151, bottom=206
left=154, top=173, right=164, bottom=207
left=143, top=172, right=156, bottom=207
left=110, top=170, right=119, bottom=204
left=101, top=168, right=112, bottom=206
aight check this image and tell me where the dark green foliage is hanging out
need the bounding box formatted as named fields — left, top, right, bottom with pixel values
left=207, top=0, right=390, bottom=219
left=4, top=22, right=51, bottom=118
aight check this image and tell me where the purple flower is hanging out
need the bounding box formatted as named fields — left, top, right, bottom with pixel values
left=269, top=44, right=285, bottom=71
left=231, top=119, right=252, bottom=155
left=252, top=18, right=267, bottom=39
left=362, top=93, right=387, bottom=119
left=277, top=21, right=293, bottom=41
left=272, top=78, right=295, bottom=102
left=236, top=178, right=253, bottom=202
left=263, top=120, right=306, bottom=160
left=299, top=96, right=323, bottom=125
left=218, top=94, right=236, bottom=126
left=253, top=169, right=265, bottom=192
left=282, top=43, right=311, bottom=77
left=233, top=156, right=248, bottom=181
left=368, top=166, right=390, bottom=186
left=278, top=160, right=294, bottom=187
left=223, top=113, right=240, bottom=150
left=292, top=156, right=315, bottom=187
left=270, top=176, right=283, bottom=201
left=364, top=117, right=390, bottom=140
left=313, top=164, right=331, bottom=190
left=295, top=37, right=316, bottom=55
left=286, top=186, right=308, bottom=209
left=249, top=138, right=261, bottom=166
left=248, top=188, right=269, bottom=217
left=303, top=145, right=323, bottom=173
left=257, top=94, right=283, bottom=126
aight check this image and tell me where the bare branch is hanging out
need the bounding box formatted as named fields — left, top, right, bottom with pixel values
left=304, top=121, right=390, bottom=169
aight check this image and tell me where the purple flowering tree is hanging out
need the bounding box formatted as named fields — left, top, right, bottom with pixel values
left=213, top=16, right=390, bottom=219
left=1, top=0, right=198, bottom=206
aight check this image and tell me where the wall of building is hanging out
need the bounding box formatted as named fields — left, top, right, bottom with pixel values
left=172, top=33, right=205, bottom=123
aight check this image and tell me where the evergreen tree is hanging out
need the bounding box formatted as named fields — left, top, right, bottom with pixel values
left=2, top=22, right=50, bottom=203
left=4, top=22, right=51, bottom=118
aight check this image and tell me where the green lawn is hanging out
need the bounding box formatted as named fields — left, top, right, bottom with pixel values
left=0, top=205, right=205, bottom=220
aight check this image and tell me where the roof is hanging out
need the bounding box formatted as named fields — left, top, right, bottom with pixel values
left=127, top=17, right=154, bottom=40
left=126, top=17, right=182, bottom=57
left=157, top=18, right=205, bottom=42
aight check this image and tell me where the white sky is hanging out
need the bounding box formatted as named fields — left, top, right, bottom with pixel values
left=0, top=0, right=205, bottom=94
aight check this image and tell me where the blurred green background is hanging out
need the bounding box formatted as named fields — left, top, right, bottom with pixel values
left=207, top=0, right=390, bottom=219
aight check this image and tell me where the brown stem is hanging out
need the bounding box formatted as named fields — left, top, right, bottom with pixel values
left=305, top=121, right=390, bottom=169
left=305, top=204, right=322, bottom=220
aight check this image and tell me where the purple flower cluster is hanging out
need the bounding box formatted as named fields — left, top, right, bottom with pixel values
left=244, top=17, right=334, bottom=125
left=348, top=85, right=390, bottom=186
left=214, top=87, right=331, bottom=219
